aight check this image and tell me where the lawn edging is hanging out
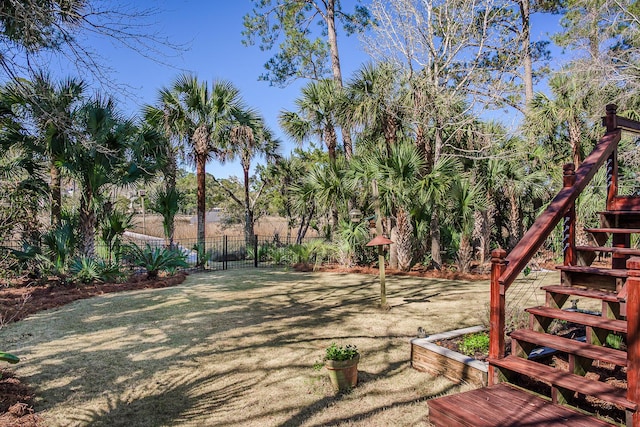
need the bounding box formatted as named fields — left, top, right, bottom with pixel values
left=410, top=325, right=488, bottom=387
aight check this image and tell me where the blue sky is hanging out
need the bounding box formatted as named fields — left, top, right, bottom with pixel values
left=47, top=1, right=561, bottom=179
left=49, top=1, right=369, bottom=178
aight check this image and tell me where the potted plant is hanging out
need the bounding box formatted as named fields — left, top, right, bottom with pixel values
left=323, top=343, right=359, bottom=392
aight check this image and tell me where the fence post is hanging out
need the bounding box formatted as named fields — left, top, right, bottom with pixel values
left=223, top=235, right=228, bottom=271
left=563, top=163, right=576, bottom=266
left=254, top=235, right=259, bottom=268
left=489, top=248, right=507, bottom=386
left=626, top=256, right=640, bottom=426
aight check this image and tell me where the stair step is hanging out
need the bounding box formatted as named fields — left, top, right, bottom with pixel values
left=526, top=306, right=627, bottom=334
left=542, top=285, right=620, bottom=302
left=600, top=210, right=640, bottom=229
left=556, top=265, right=628, bottom=278
left=585, top=227, right=640, bottom=234
left=428, top=383, right=615, bottom=427
left=510, top=329, right=627, bottom=367
left=575, top=245, right=640, bottom=256
left=599, top=210, right=640, bottom=216
left=489, top=355, right=636, bottom=410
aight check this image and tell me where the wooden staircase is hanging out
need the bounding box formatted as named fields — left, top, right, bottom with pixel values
left=428, top=106, right=640, bottom=426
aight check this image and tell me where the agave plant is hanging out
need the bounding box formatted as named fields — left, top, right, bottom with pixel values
left=125, top=243, right=188, bottom=279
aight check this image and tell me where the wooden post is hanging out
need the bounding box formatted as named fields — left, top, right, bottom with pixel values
left=605, top=104, right=619, bottom=210
left=223, top=235, right=228, bottom=270
left=604, top=103, right=618, bottom=132
left=254, top=235, right=259, bottom=268
left=563, top=163, right=576, bottom=266
left=371, top=179, right=387, bottom=308
left=626, top=256, right=640, bottom=427
left=489, top=248, right=507, bottom=385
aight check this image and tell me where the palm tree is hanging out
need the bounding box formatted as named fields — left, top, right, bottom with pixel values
left=68, top=96, right=155, bottom=258
left=527, top=71, right=601, bottom=167
left=357, top=141, right=426, bottom=271
left=0, top=93, right=47, bottom=245
left=417, top=155, right=464, bottom=268
left=142, top=104, right=182, bottom=248
left=4, top=72, right=86, bottom=226
left=344, top=62, right=405, bottom=155
left=306, top=156, right=350, bottom=239
left=280, top=79, right=347, bottom=233
left=279, top=79, right=343, bottom=166
left=447, top=177, right=486, bottom=273
left=160, top=74, right=243, bottom=266
left=217, top=108, right=281, bottom=246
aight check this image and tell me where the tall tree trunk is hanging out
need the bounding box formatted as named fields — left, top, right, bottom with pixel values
left=196, top=152, right=206, bottom=266
left=457, top=234, right=472, bottom=273
left=396, top=208, right=414, bottom=271
left=50, top=162, right=62, bottom=227
left=569, top=121, right=582, bottom=167
left=325, top=0, right=353, bottom=161
left=326, top=0, right=342, bottom=85
left=431, top=125, right=444, bottom=268
left=390, top=226, right=399, bottom=269
left=324, top=124, right=338, bottom=165
left=518, top=0, right=534, bottom=109
left=79, top=187, right=95, bottom=258
left=165, top=151, right=178, bottom=249
left=243, top=166, right=254, bottom=247
left=507, top=189, right=522, bottom=250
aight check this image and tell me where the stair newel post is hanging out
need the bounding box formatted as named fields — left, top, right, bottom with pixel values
left=605, top=104, right=619, bottom=210
left=489, top=248, right=507, bottom=385
left=627, top=256, right=640, bottom=426
left=563, top=163, right=576, bottom=266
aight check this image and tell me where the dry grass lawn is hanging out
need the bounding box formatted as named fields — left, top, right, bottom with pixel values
left=1, top=269, right=560, bottom=426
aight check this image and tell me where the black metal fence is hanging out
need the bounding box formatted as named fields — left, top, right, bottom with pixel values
left=1, top=233, right=337, bottom=274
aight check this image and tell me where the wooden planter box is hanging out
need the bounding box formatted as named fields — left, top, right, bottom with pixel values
left=410, top=325, right=488, bottom=387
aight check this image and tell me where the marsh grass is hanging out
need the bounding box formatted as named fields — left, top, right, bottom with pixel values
left=130, top=214, right=318, bottom=241
left=1, top=270, right=561, bottom=426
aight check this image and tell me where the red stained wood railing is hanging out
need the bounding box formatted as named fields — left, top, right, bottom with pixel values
left=498, top=129, right=621, bottom=291
left=489, top=105, right=640, bottom=376
left=627, top=257, right=640, bottom=426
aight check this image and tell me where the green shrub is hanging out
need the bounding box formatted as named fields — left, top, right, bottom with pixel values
left=125, top=244, right=188, bottom=279
left=606, top=333, right=624, bottom=349
left=459, top=332, right=489, bottom=356
left=324, top=343, right=359, bottom=361
left=70, top=256, right=101, bottom=284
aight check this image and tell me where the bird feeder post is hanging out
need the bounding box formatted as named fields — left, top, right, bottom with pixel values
left=366, top=235, right=394, bottom=308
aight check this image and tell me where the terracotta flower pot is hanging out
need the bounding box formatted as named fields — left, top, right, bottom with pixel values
left=325, top=354, right=359, bottom=392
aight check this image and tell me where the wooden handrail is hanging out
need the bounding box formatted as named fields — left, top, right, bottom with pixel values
left=603, top=104, right=640, bottom=134
left=498, top=129, right=622, bottom=292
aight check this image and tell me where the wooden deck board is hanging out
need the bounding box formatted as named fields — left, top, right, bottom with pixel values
left=576, top=245, right=640, bottom=256
left=556, top=266, right=628, bottom=278
left=585, top=227, right=640, bottom=234
left=428, top=383, right=615, bottom=426
left=510, top=329, right=627, bottom=367
left=490, top=356, right=635, bottom=410
left=541, top=285, right=620, bottom=302
left=526, top=306, right=628, bottom=333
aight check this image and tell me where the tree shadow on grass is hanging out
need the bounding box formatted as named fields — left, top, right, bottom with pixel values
left=279, top=359, right=458, bottom=427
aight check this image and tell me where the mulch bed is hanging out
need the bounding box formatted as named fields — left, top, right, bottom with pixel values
left=0, top=272, right=187, bottom=426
